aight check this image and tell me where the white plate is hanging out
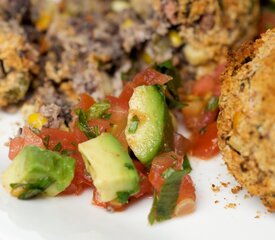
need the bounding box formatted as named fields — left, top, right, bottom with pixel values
left=0, top=111, right=273, bottom=240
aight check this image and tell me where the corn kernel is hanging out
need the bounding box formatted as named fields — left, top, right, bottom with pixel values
left=142, top=51, right=154, bottom=65
left=169, top=31, right=183, bottom=48
left=122, top=19, right=134, bottom=28
left=28, top=113, right=47, bottom=129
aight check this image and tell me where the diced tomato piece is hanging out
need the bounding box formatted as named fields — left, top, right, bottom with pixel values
left=173, top=132, right=191, bottom=156
left=88, top=119, right=111, bottom=134
left=9, top=137, right=25, bottom=160
left=39, top=128, right=76, bottom=151
left=39, top=128, right=93, bottom=195
left=76, top=93, right=95, bottom=111
left=192, top=64, right=225, bottom=97
left=62, top=152, right=93, bottom=195
left=183, top=106, right=218, bottom=131
left=189, top=122, right=219, bottom=159
left=119, top=68, right=172, bottom=104
left=132, top=68, right=172, bottom=86
left=174, top=175, right=196, bottom=216
left=149, top=152, right=182, bottom=192
left=119, top=82, right=135, bottom=104
left=107, top=96, right=129, bottom=149
left=133, top=161, right=153, bottom=198
left=9, top=127, right=44, bottom=160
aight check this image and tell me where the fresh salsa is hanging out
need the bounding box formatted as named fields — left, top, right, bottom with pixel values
left=3, top=64, right=221, bottom=224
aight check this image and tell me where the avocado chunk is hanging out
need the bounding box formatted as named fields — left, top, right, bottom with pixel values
left=78, top=133, right=140, bottom=202
left=125, top=85, right=167, bottom=165
left=2, top=146, right=75, bottom=199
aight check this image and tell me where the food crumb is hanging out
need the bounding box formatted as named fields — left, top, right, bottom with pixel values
left=211, top=184, right=220, bottom=192
left=231, top=185, right=242, bottom=194
left=220, top=181, right=230, bottom=188
left=244, top=194, right=250, bottom=199
left=225, top=203, right=237, bottom=209
left=254, top=210, right=261, bottom=219
left=214, top=200, right=219, bottom=204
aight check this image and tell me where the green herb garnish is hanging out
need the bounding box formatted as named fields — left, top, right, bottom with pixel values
left=76, top=109, right=99, bottom=139
left=87, top=101, right=111, bottom=120
left=162, top=167, right=176, bottom=179
left=42, top=135, right=50, bottom=149
left=124, top=163, right=135, bottom=170
left=128, top=115, right=139, bottom=134
left=206, top=96, right=219, bottom=111
left=52, top=142, right=62, bottom=152
left=182, top=155, right=192, bottom=173
left=10, top=177, right=55, bottom=200
left=116, top=191, right=131, bottom=204
left=148, top=170, right=187, bottom=224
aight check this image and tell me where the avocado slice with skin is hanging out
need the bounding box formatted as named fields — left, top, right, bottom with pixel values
left=125, top=85, right=168, bottom=165
left=78, top=133, right=140, bottom=202
left=2, top=145, right=75, bottom=199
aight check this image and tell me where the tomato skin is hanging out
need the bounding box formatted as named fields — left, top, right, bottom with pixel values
left=76, top=93, right=95, bottom=111
left=9, top=127, right=44, bottom=160
left=192, top=64, right=225, bottom=97
left=177, top=175, right=196, bottom=203
left=132, top=161, right=153, bottom=198
left=39, top=128, right=93, bottom=195
left=61, top=152, right=93, bottom=195
left=149, top=152, right=182, bottom=192
left=119, top=68, right=172, bottom=104
left=189, top=122, right=219, bottom=159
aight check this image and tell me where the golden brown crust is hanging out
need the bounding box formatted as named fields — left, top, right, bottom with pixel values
left=218, top=29, right=275, bottom=212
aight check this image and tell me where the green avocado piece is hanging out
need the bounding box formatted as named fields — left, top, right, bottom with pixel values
left=2, top=146, right=75, bottom=199
left=78, top=133, right=140, bottom=202
left=125, top=85, right=167, bottom=165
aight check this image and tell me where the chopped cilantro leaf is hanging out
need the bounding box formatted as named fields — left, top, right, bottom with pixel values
left=182, top=155, right=192, bottom=173
left=42, top=135, right=50, bottom=149
left=124, top=163, right=135, bottom=170
left=116, top=191, right=130, bottom=204
left=162, top=167, right=176, bottom=179
left=128, top=115, right=139, bottom=134
left=206, top=96, right=219, bottom=111
left=52, top=142, right=62, bottom=152
left=87, top=101, right=111, bottom=120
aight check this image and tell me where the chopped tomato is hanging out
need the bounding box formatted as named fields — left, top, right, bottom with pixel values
left=133, top=161, right=153, bottom=198
left=192, top=64, right=225, bottom=97
left=149, top=152, right=182, bottom=193
left=106, top=96, right=129, bottom=149
left=189, top=122, right=219, bottom=159
left=39, top=128, right=93, bottom=195
left=9, top=127, right=44, bottom=160
left=62, top=152, right=93, bottom=195
left=88, top=119, right=111, bottom=134
left=173, top=132, right=191, bottom=156
left=174, top=175, right=196, bottom=216
left=183, top=105, right=218, bottom=131
left=76, top=93, right=95, bottom=111
left=119, top=68, right=172, bottom=104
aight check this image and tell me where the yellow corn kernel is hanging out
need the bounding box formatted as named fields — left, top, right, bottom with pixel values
left=141, top=51, right=154, bottom=65
left=122, top=19, right=134, bottom=28
left=28, top=113, right=47, bottom=129
left=169, top=31, right=183, bottom=48
left=36, top=11, right=53, bottom=31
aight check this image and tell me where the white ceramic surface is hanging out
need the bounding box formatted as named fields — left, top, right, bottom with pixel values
left=0, top=111, right=273, bottom=240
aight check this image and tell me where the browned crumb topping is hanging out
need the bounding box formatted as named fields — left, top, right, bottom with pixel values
left=231, top=185, right=243, bottom=194
left=220, top=181, right=230, bottom=188
left=211, top=184, right=220, bottom=192
left=225, top=203, right=237, bottom=209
